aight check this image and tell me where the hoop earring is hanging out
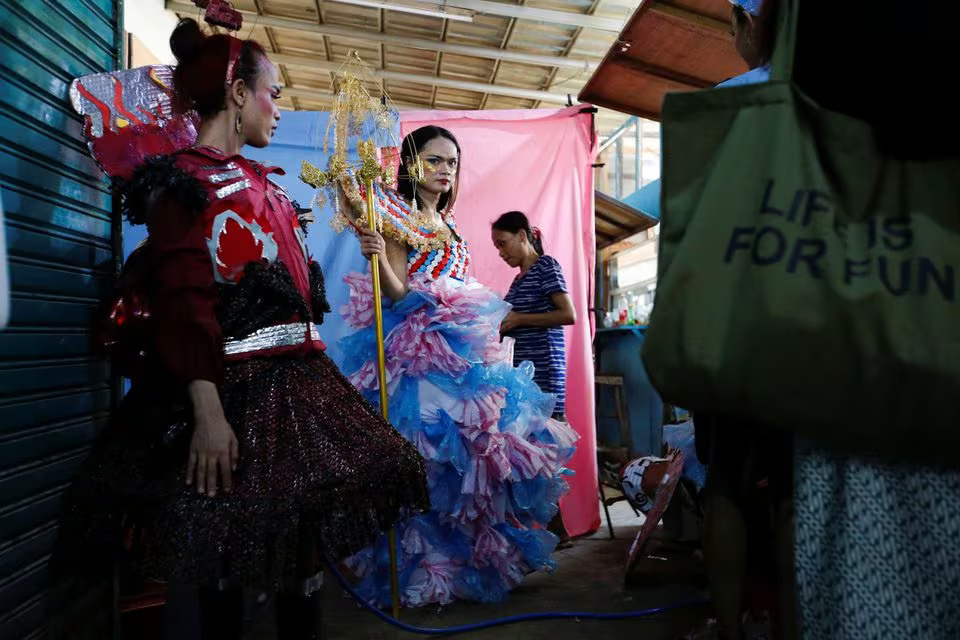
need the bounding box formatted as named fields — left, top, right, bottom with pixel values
left=235, top=111, right=243, bottom=135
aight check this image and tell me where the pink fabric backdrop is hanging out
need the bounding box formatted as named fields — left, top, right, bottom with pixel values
left=400, top=106, right=600, bottom=536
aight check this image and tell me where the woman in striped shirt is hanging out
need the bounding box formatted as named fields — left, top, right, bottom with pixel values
left=492, top=211, right=577, bottom=421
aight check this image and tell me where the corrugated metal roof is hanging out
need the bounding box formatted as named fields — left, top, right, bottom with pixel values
left=595, top=190, right=658, bottom=247
left=166, top=0, right=634, bottom=135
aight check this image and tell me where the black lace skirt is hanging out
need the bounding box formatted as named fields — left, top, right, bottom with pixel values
left=58, top=351, right=429, bottom=587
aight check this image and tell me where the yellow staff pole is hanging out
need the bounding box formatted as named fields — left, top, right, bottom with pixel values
left=365, top=179, right=402, bottom=620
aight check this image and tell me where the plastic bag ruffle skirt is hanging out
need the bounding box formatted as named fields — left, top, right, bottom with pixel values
left=337, top=274, right=578, bottom=608
left=57, top=351, right=429, bottom=588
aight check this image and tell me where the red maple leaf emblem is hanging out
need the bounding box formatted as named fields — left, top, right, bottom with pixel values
left=215, top=216, right=265, bottom=282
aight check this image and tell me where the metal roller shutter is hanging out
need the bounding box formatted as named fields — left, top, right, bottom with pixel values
left=0, top=0, right=121, bottom=637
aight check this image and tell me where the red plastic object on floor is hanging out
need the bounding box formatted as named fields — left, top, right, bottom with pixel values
left=624, top=450, right=686, bottom=574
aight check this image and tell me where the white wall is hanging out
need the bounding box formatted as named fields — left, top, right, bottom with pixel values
left=124, top=0, right=180, bottom=64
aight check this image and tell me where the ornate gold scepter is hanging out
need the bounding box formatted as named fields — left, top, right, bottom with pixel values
left=299, top=54, right=403, bottom=619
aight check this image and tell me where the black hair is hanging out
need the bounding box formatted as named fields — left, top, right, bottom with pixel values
left=170, top=18, right=268, bottom=119
left=732, top=4, right=751, bottom=32
left=492, top=210, right=543, bottom=256
left=731, top=2, right=777, bottom=66
left=396, top=125, right=461, bottom=213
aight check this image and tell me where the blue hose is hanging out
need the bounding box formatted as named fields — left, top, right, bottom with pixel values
left=323, top=559, right=709, bottom=635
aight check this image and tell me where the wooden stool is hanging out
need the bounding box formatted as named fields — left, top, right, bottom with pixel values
left=595, top=373, right=636, bottom=539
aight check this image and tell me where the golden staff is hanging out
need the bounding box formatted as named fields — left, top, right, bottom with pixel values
left=364, top=180, right=401, bottom=620
left=364, top=184, right=389, bottom=430
left=300, top=57, right=403, bottom=618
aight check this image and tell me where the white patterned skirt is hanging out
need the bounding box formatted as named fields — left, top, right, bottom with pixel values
left=794, top=439, right=960, bottom=639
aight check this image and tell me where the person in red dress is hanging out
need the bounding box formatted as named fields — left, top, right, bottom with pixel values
left=58, top=19, right=428, bottom=639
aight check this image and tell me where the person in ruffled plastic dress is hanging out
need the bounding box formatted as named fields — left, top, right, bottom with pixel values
left=325, top=125, right=578, bottom=608
left=57, top=19, right=428, bottom=639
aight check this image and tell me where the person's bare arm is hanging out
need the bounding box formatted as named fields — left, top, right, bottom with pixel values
left=500, top=292, right=577, bottom=333
left=186, top=380, right=238, bottom=497
left=339, top=181, right=410, bottom=300
left=358, top=228, right=410, bottom=301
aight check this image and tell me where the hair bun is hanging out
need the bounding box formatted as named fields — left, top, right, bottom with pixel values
left=169, top=18, right=206, bottom=64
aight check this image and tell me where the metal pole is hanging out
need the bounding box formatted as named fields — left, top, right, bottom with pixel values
left=635, top=119, right=642, bottom=189
left=614, top=137, right=623, bottom=200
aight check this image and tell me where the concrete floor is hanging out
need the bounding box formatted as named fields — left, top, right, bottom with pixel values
left=312, top=501, right=708, bottom=640
left=124, top=501, right=710, bottom=640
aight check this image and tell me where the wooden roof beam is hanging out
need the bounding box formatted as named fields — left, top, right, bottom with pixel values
left=271, top=52, right=571, bottom=103
left=538, top=0, right=602, bottom=108
left=283, top=85, right=420, bottom=109
left=165, top=1, right=599, bottom=71
left=438, top=0, right=625, bottom=32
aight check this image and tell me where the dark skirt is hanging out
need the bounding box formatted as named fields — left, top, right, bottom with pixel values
left=58, top=351, right=429, bottom=587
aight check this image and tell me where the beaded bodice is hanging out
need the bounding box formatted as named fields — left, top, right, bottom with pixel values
left=352, top=179, right=471, bottom=282
left=406, top=217, right=470, bottom=282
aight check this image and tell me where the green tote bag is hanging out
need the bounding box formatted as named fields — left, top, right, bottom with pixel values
left=642, top=0, right=960, bottom=461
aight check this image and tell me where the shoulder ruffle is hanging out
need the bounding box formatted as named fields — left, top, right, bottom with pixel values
left=216, top=260, right=311, bottom=340
left=309, top=261, right=331, bottom=322
left=119, top=154, right=209, bottom=226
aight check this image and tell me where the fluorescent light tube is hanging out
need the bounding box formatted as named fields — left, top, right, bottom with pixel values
left=330, top=0, right=474, bottom=22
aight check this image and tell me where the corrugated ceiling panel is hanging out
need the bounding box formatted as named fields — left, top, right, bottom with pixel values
left=327, top=39, right=382, bottom=62
left=382, top=11, right=446, bottom=35
left=445, top=16, right=511, bottom=46
left=438, top=53, right=498, bottom=81
left=284, top=67, right=335, bottom=90
left=386, top=81, right=440, bottom=106
left=172, top=0, right=630, bottom=140
left=382, top=45, right=439, bottom=72
left=271, top=29, right=330, bottom=55
left=482, top=95, right=538, bottom=110
left=322, top=4, right=381, bottom=27
left=260, top=0, right=319, bottom=20
left=493, top=61, right=553, bottom=84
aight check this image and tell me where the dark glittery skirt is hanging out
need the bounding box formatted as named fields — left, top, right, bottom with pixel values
left=58, top=351, right=429, bottom=587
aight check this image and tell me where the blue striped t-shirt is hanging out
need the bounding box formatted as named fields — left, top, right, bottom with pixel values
left=503, top=255, right=568, bottom=415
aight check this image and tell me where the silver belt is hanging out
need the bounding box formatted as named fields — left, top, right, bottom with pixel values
left=223, top=322, right=321, bottom=356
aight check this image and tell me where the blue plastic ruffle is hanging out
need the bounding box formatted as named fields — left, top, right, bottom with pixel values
left=336, top=277, right=576, bottom=608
